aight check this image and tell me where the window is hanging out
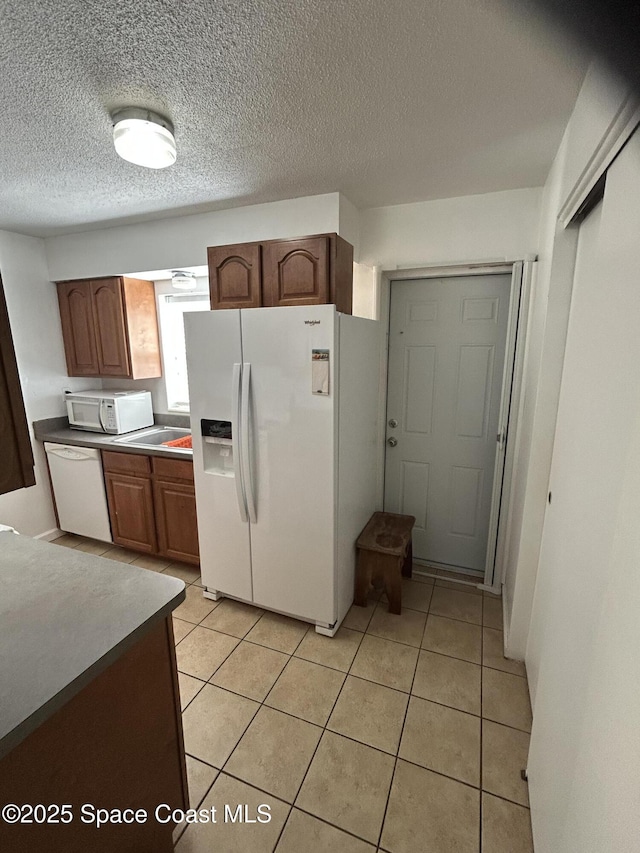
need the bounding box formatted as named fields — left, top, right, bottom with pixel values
left=158, top=293, right=210, bottom=411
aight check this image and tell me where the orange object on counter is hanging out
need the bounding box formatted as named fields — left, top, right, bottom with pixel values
left=161, top=435, right=192, bottom=449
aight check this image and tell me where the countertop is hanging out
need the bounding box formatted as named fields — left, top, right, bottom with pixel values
left=0, top=533, right=185, bottom=760
left=33, top=415, right=193, bottom=460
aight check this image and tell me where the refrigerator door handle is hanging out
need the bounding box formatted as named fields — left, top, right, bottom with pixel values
left=232, top=362, right=248, bottom=523
left=241, top=362, right=257, bottom=523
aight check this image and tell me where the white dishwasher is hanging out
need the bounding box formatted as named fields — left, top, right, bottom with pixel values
left=44, top=443, right=113, bottom=543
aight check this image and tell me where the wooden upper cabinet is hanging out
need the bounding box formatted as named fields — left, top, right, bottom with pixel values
left=208, top=243, right=261, bottom=309
left=56, top=277, right=161, bottom=379
left=57, top=281, right=100, bottom=375
left=91, top=278, right=130, bottom=376
left=262, top=237, right=329, bottom=307
left=207, top=233, right=354, bottom=313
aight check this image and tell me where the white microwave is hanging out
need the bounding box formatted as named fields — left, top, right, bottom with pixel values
left=65, top=390, right=154, bottom=434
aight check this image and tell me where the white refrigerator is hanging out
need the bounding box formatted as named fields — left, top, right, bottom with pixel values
left=185, top=304, right=380, bottom=636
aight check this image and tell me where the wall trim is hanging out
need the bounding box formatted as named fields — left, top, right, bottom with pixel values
left=36, top=528, right=63, bottom=541
left=558, top=95, right=640, bottom=228
left=385, top=260, right=518, bottom=278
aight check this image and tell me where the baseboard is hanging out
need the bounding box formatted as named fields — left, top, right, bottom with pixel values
left=502, top=583, right=509, bottom=637
left=36, top=528, right=63, bottom=542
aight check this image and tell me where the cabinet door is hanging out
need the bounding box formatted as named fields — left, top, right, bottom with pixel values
left=262, top=236, right=329, bottom=307
left=0, top=274, right=35, bottom=495
left=208, top=244, right=261, bottom=309
left=57, top=281, right=100, bottom=376
left=121, top=278, right=162, bottom=379
left=105, top=472, right=157, bottom=553
left=90, top=278, right=131, bottom=376
left=153, top=479, right=199, bottom=565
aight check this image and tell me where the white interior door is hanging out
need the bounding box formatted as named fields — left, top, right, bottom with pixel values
left=384, top=274, right=511, bottom=572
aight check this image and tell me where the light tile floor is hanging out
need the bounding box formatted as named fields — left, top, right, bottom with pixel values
left=52, top=535, right=534, bottom=852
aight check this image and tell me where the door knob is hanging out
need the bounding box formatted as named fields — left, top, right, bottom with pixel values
left=387, top=437, right=398, bottom=447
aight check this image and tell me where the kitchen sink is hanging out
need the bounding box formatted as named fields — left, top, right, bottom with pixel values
left=113, top=427, right=191, bottom=449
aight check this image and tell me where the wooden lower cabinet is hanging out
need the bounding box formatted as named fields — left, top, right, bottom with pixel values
left=0, top=619, right=187, bottom=853
left=154, top=479, right=199, bottom=565
left=102, top=451, right=199, bottom=565
left=105, top=472, right=157, bottom=554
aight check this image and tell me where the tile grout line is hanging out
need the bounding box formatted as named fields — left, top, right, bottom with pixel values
left=184, top=688, right=491, bottom=793
left=271, top=622, right=366, bottom=846
left=199, top=762, right=381, bottom=850
left=179, top=606, right=269, bottom=701
left=274, top=643, right=363, bottom=851
left=181, top=745, right=532, bottom=813
left=288, top=803, right=380, bottom=848
left=177, top=583, right=526, bottom=848
left=218, top=619, right=361, bottom=848
left=179, top=616, right=326, bottom=848
left=177, top=630, right=532, bottom=734
left=374, top=581, right=428, bottom=850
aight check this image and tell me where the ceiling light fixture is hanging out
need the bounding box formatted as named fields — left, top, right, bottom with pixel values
left=111, top=107, right=176, bottom=169
left=171, top=270, right=197, bottom=290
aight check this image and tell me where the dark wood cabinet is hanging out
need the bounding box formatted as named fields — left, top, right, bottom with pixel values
left=90, top=278, right=130, bottom=376
left=56, top=277, right=161, bottom=379
left=0, top=618, right=187, bottom=853
left=208, top=242, right=261, bottom=309
left=208, top=232, right=353, bottom=313
left=153, top=457, right=199, bottom=565
left=102, top=451, right=199, bottom=565
left=154, top=484, right=199, bottom=566
left=262, top=236, right=330, bottom=307
left=0, top=273, right=35, bottom=496
left=56, top=281, right=100, bottom=375
left=105, top=472, right=157, bottom=554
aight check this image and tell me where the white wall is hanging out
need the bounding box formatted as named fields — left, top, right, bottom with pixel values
left=526, top=130, right=640, bottom=853
left=45, top=193, right=341, bottom=281
left=352, top=262, right=377, bottom=320
left=505, top=63, right=637, bottom=667
left=0, top=230, right=94, bottom=536
left=502, top=133, right=576, bottom=659
left=359, top=187, right=541, bottom=269
left=338, top=194, right=362, bottom=260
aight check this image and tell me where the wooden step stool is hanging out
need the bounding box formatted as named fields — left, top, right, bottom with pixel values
left=354, top=511, right=416, bottom=615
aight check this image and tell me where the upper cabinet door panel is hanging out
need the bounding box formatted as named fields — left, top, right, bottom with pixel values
left=262, top=237, right=329, bottom=307
left=90, top=278, right=130, bottom=376
left=57, top=282, right=99, bottom=375
left=208, top=244, right=261, bottom=310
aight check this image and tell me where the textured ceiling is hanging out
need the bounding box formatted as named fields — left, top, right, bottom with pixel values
left=0, top=0, right=587, bottom=236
